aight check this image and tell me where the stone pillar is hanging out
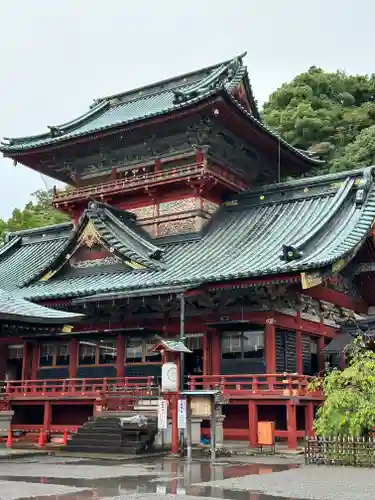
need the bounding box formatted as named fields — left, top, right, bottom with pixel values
left=0, top=411, right=14, bottom=437
left=214, top=404, right=225, bottom=448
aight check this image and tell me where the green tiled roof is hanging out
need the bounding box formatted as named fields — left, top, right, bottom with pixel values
left=33, top=200, right=165, bottom=280
left=0, top=53, right=319, bottom=165
left=0, top=167, right=373, bottom=301
left=0, top=288, right=83, bottom=323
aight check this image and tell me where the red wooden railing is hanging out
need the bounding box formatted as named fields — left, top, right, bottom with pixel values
left=2, top=376, right=157, bottom=399
left=52, top=163, right=247, bottom=203
left=1, top=374, right=322, bottom=400
left=7, top=425, right=79, bottom=446
left=52, top=164, right=203, bottom=202
left=188, top=374, right=322, bottom=398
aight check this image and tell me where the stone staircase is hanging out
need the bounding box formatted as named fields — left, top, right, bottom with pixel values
left=64, top=414, right=158, bottom=454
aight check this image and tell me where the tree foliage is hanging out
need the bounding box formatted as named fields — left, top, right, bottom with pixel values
left=0, top=190, right=69, bottom=239
left=262, top=67, right=375, bottom=173
left=312, top=340, right=375, bottom=437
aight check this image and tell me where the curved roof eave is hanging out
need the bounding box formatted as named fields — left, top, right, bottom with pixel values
left=2, top=90, right=321, bottom=168
left=0, top=89, right=220, bottom=154
left=222, top=90, right=324, bottom=166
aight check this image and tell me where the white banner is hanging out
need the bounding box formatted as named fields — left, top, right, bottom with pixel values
left=178, top=399, right=187, bottom=429
left=157, top=399, right=168, bottom=429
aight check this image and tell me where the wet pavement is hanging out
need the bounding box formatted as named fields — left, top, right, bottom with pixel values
left=0, top=455, right=372, bottom=500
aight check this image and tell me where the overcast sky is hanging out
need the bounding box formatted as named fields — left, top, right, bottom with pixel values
left=0, top=0, right=373, bottom=218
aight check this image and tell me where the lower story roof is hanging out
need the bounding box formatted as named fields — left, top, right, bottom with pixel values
left=0, top=167, right=374, bottom=302
left=0, top=289, right=83, bottom=324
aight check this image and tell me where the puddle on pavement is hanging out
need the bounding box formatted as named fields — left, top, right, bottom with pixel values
left=0, top=458, right=305, bottom=500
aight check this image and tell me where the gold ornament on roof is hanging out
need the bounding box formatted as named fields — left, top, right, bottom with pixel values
left=78, top=220, right=102, bottom=248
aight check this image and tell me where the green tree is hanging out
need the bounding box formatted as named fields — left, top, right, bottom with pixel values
left=312, top=340, right=375, bottom=436
left=1, top=190, right=69, bottom=238
left=262, top=67, right=375, bottom=172
left=330, top=124, right=375, bottom=172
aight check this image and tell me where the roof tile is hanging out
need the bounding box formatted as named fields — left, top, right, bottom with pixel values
left=0, top=167, right=372, bottom=301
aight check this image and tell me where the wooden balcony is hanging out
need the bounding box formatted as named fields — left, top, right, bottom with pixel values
left=187, top=374, right=323, bottom=400
left=2, top=376, right=158, bottom=401
left=52, top=163, right=247, bottom=204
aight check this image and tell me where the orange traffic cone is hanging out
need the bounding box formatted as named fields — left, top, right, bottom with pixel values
left=37, top=429, right=45, bottom=448
left=63, top=430, right=68, bottom=446
left=6, top=428, right=12, bottom=448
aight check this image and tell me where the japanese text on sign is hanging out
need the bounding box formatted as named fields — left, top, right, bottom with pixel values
left=157, top=399, right=168, bottom=429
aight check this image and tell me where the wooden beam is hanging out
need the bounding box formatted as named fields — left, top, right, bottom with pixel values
left=304, top=285, right=368, bottom=314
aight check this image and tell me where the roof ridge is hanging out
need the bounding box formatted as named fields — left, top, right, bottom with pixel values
left=4, top=221, right=73, bottom=240
left=173, top=55, right=245, bottom=105
left=3, top=101, right=110, bottom=146
left=236, top=166, right=375, bottom=199
left=101, top=206, right=163, bottom=260
left=94, top=52, right=247, bottom=105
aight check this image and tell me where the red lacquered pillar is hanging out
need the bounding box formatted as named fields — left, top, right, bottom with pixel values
left=116, top=335, right=125, bottom=378
left=318, top=336, right=325, bottom=372
left=43, top=401, right=52, bottom=432
left=248, top=400, right=258, bottom=447
left=305, top=402, right=315, bottom=437
left=171, top=394, right=179, bottom=454
left=296, top=331, right=303, bottom=374
left=265, top=319, right=276, bottom=373
left=69, top=338, right=78, bottom=379
left=287, top=402, right=297, bottom=449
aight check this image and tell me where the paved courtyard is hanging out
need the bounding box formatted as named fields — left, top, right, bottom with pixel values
left=0, top=455, right=373, bottom=499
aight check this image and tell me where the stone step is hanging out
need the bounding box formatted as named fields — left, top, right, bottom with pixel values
left=63, top=414, right=157, bottom=455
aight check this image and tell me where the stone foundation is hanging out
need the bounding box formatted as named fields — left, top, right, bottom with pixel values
left=0, top=411, right=14, bottom=437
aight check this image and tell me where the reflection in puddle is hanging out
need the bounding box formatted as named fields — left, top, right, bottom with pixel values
left=3, top=459, right=304, bottom=500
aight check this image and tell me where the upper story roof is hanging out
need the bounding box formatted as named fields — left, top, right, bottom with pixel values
left=0, top=167, right=373, bottom=301
left=0, top=53, right=320, bottom=167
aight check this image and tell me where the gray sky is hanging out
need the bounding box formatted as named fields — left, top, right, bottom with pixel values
left=0, top=0, right=373, bottom=218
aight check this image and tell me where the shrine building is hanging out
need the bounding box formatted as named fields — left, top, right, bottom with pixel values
left=1, top=52, right=375, bottom=449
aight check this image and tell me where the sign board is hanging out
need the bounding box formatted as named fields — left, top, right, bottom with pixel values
left=189, top=396, right=212, bottom=418
left=178, top=399, right=187, bottom=429
left=157, top=399, right=168, bottom=429
left=161, top=362, right=178, bottom=392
